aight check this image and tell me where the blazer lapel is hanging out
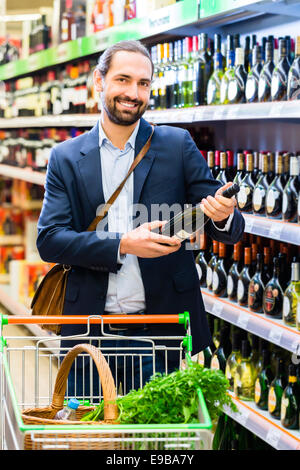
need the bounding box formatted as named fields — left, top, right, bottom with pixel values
left=77, top=122, right=105, bottom=214
left=133, top=118, right=156, bottom=205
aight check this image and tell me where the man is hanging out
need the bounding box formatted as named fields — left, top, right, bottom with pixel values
left=37, top=40, right=244, bottom=395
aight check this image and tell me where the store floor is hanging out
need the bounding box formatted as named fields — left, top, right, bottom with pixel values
left=3, top=324, right=59, bottom=408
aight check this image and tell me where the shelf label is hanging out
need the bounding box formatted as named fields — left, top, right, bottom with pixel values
left=244, top=216, right=254, bottom=233
left=237, top=312, right=249, bottom=329
left=236, top=408, right=249, bottom=426
left=212, top=301, right=223, bottom=317
left=268, top=223, right=283, bottom=240
left=266, top=428, right=281, bottom=448
left=268, top=328, right=282, bottom=346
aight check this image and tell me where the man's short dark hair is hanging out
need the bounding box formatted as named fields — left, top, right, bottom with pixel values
left=96, top=40, right=154, bottom=78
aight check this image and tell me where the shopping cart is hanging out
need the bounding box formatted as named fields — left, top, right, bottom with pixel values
left=0, top=312, right=212, bottom=450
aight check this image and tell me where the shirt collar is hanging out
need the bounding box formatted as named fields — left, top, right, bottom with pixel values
left=98, top=119, right=140, bottom=151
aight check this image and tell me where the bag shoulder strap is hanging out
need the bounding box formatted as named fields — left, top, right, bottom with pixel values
left=86, top=124, right=155, bottom=232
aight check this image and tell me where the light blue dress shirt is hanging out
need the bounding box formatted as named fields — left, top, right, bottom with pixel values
left=98, top=120, right=233, bottom=313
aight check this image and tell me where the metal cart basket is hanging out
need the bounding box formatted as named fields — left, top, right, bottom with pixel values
left=0, top=313, right=212, bottom=450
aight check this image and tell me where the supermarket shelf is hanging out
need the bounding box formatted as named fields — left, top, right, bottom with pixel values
left=202, top=289, right=300, bottom=355
left=2, top=102, right=300, bottom=130
left=0, top=285, right=58, bottom=351
left=224, top=392, right=300, bottom=450
left=0, top=0, right=198, bottom=81
left=0, top=165, right=46, bottom=186
left=243, top=214, right=300, bottom=246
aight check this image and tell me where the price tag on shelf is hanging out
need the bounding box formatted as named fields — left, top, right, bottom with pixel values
left=237, top=408, right=250, bottom=427
left=244, top=216, right=254, bottom=233
left=237, top=312, right=249, bottom=329
left=268, top=328, right=282, bottom=346
left=266, top=428, right=282, bottom=448
left=268, top=223, right=283, bottom=240
left=211, top=301, right=223, bottom=317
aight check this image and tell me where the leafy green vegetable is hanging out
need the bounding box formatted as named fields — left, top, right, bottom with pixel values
left=81, top=363, right=237, bottom=424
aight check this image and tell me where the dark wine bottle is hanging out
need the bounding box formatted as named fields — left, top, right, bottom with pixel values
left=271, top=38, right=290, bottom=101
left=262, top=246, right=272, bottom=285
left=266, top=152, right=286, bottom=219
left=254, top=349, right=274, bottom=410
left=225, top=331, right=242, bottom=391
left=268, top=357, right=287, bottom=419
left=233, top=152, right=245, bottom=186
left=263, top=257, right=284, bottom=318
left=252, top=151, right=260, bottom=185
left=214, top=150, right=220, bottom=179
left=237, top=153, right=255, bottom=213
left=252, top=152, right=269, bottom=216
left=207, top=150, right=215, bottom=178
left=195, top=233, right=209, bottom=287
left=212, top=242, right=228, bottom=297
left=258, top=41, right=275, bottom=102
left=282, top=155, right=300, bottom=223
left=227, top=242, right=242, bottom=301
left=216, top=152, right=228, bottom=185
left=248, top=253, right=265, bottom=313
left=245, top=45, right=262, bottom=103
left=281, top=364, right=300, bottom=430
left=210, top=325, right=232, bottom=373
left=227, top=47, right=247, bottom=104
left=195, top=33, right=213, bottom=106
left=287, top=36, right=300, bottom=100
left=237, top=247, right=252, bottom=307
left=207, top=240, right=219, bottom=290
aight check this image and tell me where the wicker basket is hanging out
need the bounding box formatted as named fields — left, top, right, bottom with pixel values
left=22, top=343, right=121, bottom=450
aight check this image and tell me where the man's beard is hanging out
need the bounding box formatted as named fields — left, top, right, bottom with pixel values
left=101, top=93, right=148, bottom=126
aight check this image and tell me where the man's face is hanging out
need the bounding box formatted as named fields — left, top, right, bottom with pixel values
left=96, top=51, right=152, bottom=126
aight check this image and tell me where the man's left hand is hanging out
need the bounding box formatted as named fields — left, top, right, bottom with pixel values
left=199, top=182, right=237, bottom=223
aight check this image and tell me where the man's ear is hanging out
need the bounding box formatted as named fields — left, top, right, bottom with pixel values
left=93, top=68, right=103, bottom=93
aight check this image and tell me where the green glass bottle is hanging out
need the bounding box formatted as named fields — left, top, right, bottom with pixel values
left=220, top=35, right=235, bottom=105
left=212, top=413, right=226, bottom=450
left=268, top=357, right=287, bottom=419
left=181, top=37, right=194, bottom=108
left=194, top=33, right=213, bottom=105
left=271, top=38, right=290, bottom=102
left=197, top=346, right=213, bottom=369
left=156, top=43, right=166, bottom=110
left=234, top=340, right=257, bottom=401
left=149, top=46, right=159, bottom=110
left=225, top=332, right=242, bottom=391
left=246, top=45, right=263, bottom=103
left=211, top=325, right=232, bottom=373
left=207, top=34, right=224, bottom=105
left=254, top=349, right=274, bottom=410
left=281, top=364, right=300, bottom=430
left=206, top=240, right=219, bottom=290
left=283, top=259, right=300, bottom=327
left=258, top=40, right=275, bottom=102
left=265, top=152, right=286, bottom=219
left=227, top=47, right=247, bottom=104
left=218, top=416, right=238, bottom=450
left=287, top=36, right=300, bottom=100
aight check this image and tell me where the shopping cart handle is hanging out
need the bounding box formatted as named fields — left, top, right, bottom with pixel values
left=1, top=312, right=190, bottom=326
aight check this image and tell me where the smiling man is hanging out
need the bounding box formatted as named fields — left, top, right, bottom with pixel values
left=37, top=40, right=244, bottom=395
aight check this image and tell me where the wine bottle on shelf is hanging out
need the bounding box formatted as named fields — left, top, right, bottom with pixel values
left=227, top=242, right=243, bottom=301
left=271, top=38, right=290, bottom=102
left=172, top=41, right=181, bottom=109
left=250, top=334, right=261, bottom=372
left=212, top=413, right=226, bottom=450
left=248, top=253, right=265, bottom=313
left=262, top=247, right=272, bottom=285
left=254, top=349, right=274, bottom=410
left=252, top=151, right=260, bottom=184
left=244, top=35, right=251, bottom=73
left=283, top=259, right=300, bottom=327
left=226, top=150, right=235, bottom=181
left=252, top=152, right=269, bottom=216
left=278, top=251, right=289, bottom=292
left=237, top=247, right=252, bottom=307
left=207, top=151, right=215, bottom=178
left=220, top=35, right=235, bottom=105
left=225, top=332, right=242, bottom=391
left=234, top=340, right=257, bottom=401
left=281, top=364, right=300, bottom=430
left=157, top=44, right=166, bottom=110
left=233, top=152, right=245, bottom=186
left=237, top=152, right=255, bottom=213
left=206, top=34, right=224, bottom=105
left=212, top=317, right=221, bottom=349
left=227, top=47, right=247, bottom=104
left=212, top=242, right=228, bottom=297
left=206, top=240, right=219, bottom=290
left=210, top=326, right=232, bottom=373
left=282, top=155, right=300, bottom=223
left=164, top=42, right=174, bottom=110
left=258, top=40, right=275, bottom=102
left=182, top=37, right=195, bottom=108
left=213, top=150, right=220, bottom=179
left=197, top=346, right=213, bottom=369
left=195, top=33, right=213, bottom=106
left=268, top=357, right=287, bottom=420
left=267, top=151, right=275, bottom=182
left=218, top=416, right=238, bottom=450
left=216, top=152, right=228, bottom=185
left=149, top=46, right=159, bottom=110
left=245, top=45, right=262, bottom=103
left=195, top=233, right=209, bottom=287
left=287, top=36, right=300, bottom=100
left=263, top=257, right=284, bottom=318
left=250, top=243, right=258, bottom=277
left=266, top=152, right=286, bottom=219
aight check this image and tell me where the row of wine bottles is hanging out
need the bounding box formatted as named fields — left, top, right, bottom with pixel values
left=149, top=32, right=300, bottom=110
left=203, top=149, right=300, bottom=224
left=195, top=233, right=300, bottom=329
left=201, top=319, right=300, bottom=431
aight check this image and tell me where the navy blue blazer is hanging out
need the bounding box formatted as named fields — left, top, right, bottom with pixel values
left=37, top=117, right=244, bottom=354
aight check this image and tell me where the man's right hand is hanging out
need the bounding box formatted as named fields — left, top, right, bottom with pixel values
left=119, top=220, right=182, bottom=258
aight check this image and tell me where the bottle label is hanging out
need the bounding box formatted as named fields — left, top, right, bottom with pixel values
left=254, top=378, right=261, bottom=404
left=258, top=76, right=268, bottom=100
left=268, top=386, right=277, bottom=413
left=207, top=81, right=215, bottom=105
left=282, top=193, right=288, bottom=215
left=266, top=189, right=276, bottom=213
left=211, top=355, right=220, bottom=370
left=212, top=271, right=219, bottom=291
left=281, top=397, right=289, bottom=421
left=264, top=287, right=277, bottom=313
left=206, top=267, right=212, bottom=287
left=271, top=75, right=280, bottom=98
left=248, top=281, right=256, bottom=307
left=245, top=76, right=256, bottom=101
left=227, top=80, right=238, bottom=102
left=225, top=365, right=232, bottom=380
left=196, top=263, right=202, bottom=281
left=237, top=186, right=249, bottom=209
left=237, top=279, right=244, bottom=301
left=283, top=296, right=291, bottom=319
left=253, top=187, right=264, bottom=211
left=227, top=275, right=234, bottom=296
